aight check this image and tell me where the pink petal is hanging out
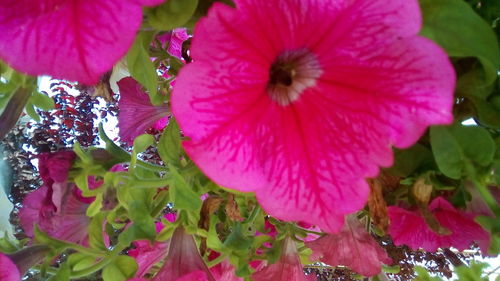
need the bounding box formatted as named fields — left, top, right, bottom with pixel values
left=152, top=228, right=215, bottom=281
left=118, top=77, right=169, bottom=144
left=19, top=186, right=55, bottom=237
left=0, top=0, right=164, bottom=84
left=37, top=151, right=76, bottom=185
left=129, top=240, right=169, bottom=277
left=172, top=0, right=454, bottom=233
left=0, top=253, right=21, bottom=281
left=306, top=215, right=391, bottom=276
left=157, top=28, right=189, bottom=59
left=388, top=197, right=491, bottom=252
left=252, top=237, right=315, bottom=281
left=175, top=271, right=209, bottom=281
left=210, top=258, right=243, bottom=281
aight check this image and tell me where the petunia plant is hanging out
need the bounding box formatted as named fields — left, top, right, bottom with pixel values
left=0, top=0, right=499, bottom=280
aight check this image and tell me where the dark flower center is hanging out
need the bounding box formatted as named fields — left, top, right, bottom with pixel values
left=267, top=49, right=322, bottom=106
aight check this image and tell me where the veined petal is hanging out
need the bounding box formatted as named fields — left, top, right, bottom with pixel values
left=0, top=0, right=164, bottom=84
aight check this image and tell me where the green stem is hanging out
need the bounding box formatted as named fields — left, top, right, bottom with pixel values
left=206, top=253, right=227, bottom=268
left=474, top=179, right=500, bottom=216
left=70, top=242, right=128, bottom=278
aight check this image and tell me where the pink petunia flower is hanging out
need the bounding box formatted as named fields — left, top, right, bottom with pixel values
left=0, top=245, right=50, bottom=281
left=157, top=28, right=190, bottom=60
left=151, top=227, right=215, bottom=281
left=0, top=0, right=164, bottom=84
left=252, top=236, right=315, bottom=281
left=388, top=197, right=490, bottom=253
left=306, top=215, right=392, bottom=276
left=171, top=0, right=455, bottom=233
left=129, top=214, right=176, bottom=277
left=118, top=77, right=169, bottom=144
left=0, top=253, right=20, bottom=281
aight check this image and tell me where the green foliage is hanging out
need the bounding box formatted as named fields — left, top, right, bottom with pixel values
left=146, top=0, right=199, bottom=30
left=420, top=0, right=500, bottom=86
left=158, top=118, right=181, bottom=166
left=430, top=124, right=495, bottom=179
left=47, top=262, right=70, bottom=281
left=126, top=32, right=161, bottom=105
left=102, top=255, right=138, bottom=281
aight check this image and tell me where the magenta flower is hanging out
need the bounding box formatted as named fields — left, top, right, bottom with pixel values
left=118, top=77, right=169, bottom=144
left=0, top=246, right=50, bottom=281
left=306, top=215, right=392, bottom=276
left=151, top=227, right=215, bottom=281
left=0, top=0, right=164, bottom=84
left=388, top=197, right=490, bottom=253
left=252, top=237, right=315, bottom=281
left=129, top=214, right=176, bottom=277
left=157, top=28, right=190, bottom=60
left=171, top=0, right=455, bottom=232
left=0, top=253, right=20, bottom=281
left=19, top=184, right=91, bottom=244
left=19, top=151, right=95, bottom=244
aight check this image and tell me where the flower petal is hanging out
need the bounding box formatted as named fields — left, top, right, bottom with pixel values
left=0, top=253, right=20, bottom=281
left=306, top=215, right=392, bottom=276
left=0, top=0, right=164, bottom=84
left=172, top=0, right=454, bottom=233
left=388, top=197, right=491, bottom=252
left=118, top=77, right=169, bottom=144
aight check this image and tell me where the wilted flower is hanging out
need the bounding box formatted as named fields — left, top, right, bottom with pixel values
left=388, top=197, right=490, bottom=253
left=118, top=77, right=169, bottom=144
left=171, top=0, right=455, bottom=233
left=252, top=236, right=314, bottom=281
left=0, top=0, right=165, bottom=84
left=306, top=215, right=392, bottom=276
left=151, top=227, right=214, bottom=281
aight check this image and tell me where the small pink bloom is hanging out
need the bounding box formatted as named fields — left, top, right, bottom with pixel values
left=151, top=227, right=215, bottom=281
left=0, top=0, right=164, bottom=84
left=157, top=28, right=190, bottom=60
left=37, top=151, right=76, bottom=186
left=19, top=184, right=91, bottom=244
left=388, top=197, right=490, bottom=253
left=117, top=77, right=169, bottom=144
left=208, top=251, right=242, bottom=281
left=171, top=0, right=455, bottom=233
left=306, top=215, right=391, bottom=276
left=252, top=237, right=315, bottom=281
left=129, top=214, right=175, bottom=278
left=0, top=253, right=20, bottom=281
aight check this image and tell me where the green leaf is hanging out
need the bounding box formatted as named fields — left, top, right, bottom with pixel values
left=30, top=91, right=54, bottom=111
left=223, top=223, right=253, bottom=252
left=146, top=0, right=199, bottom=31
left=430, top=124, right=495, bottom=179
left=86, top=193, right=103, bottom=217
left=47, top=262, right=70, bottom=281
left=126, top=32, right=160, bottom=105
left=102, top=255, right=138, bottom=281
left=133, top=134, right=155, bottom=154
left=88, top=212, right=107, bottom=251
left=68, top=253, right=96, bottom=271
left=387, top=144, right=434, bottom=177
left=158, top=118, right=181, bottom=166
left=456, top=262, right=489, bottom=281
left=420, top=0, right=500, bottom=86
left=168, top=164, right=202, bottom=211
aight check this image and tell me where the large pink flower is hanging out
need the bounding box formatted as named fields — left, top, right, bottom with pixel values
left=306, top=215, right=391, bottom=276
left=388, top=197, right=490, bottom=253
left=151, top=227, right=215, bottom=281
left=118, top=77, right=169, bottom=144
left=0, top=0, right=164, bottom=84
left=252, top=236, right=315, bottom=281
left=171, top=0, right=455, bottom=232
left=0, top=253, right=20, bottom=281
